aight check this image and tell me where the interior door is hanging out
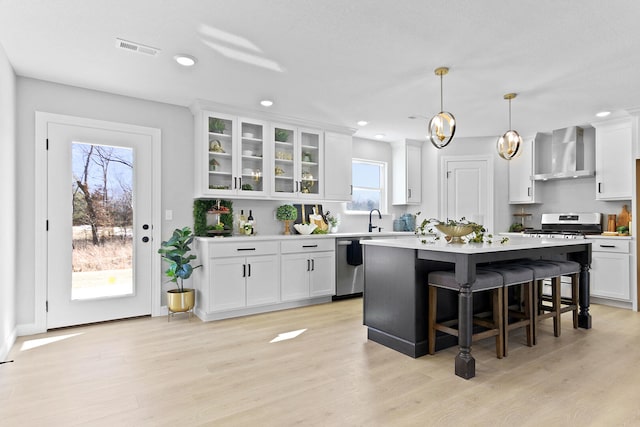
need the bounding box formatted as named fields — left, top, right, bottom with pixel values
left=47, top=122, right=154, bottom=328
left=442, top=158, right=493, bottom=231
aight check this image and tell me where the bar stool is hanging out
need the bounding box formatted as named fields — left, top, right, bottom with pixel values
left=542, top=260, right=580, bottom=329
left=479, top=264, right=534, bottom=357
left=515, top=260, right=561, bottom=344
left=427, top=270, right=504, bottom=359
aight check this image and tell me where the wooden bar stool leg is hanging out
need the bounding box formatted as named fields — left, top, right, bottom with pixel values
left=503, top=285, right=509, bottom=357
left=428, top=286, right=437, bottom=355
left=552, top=277, right=561, bottom=337
left=494, top=288, right=504, bottom=359
left=572, top=273, right=579, bottom=329
left=532, top=279, right=540, bottom=345
left=525, top=281, right=533, bottom=347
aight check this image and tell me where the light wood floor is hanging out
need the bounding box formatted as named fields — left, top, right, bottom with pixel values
left=2, top=300, right=640, bottom=426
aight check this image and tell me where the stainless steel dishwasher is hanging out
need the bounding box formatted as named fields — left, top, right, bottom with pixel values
left=334, top=236, right=371, bottom=299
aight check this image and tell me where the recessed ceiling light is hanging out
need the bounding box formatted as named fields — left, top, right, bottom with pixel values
left=374, top=134, right=385, bottom=139
left=174, top=54, right=197, bottom=67
left=596, top=111, right=611, bottom=118
left=260, top=100, right=273, bottom=107
left=357, top=120, right=368, bottom=126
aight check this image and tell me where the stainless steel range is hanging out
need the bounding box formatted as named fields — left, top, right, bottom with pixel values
left=523, top=213, right=602, bottom=239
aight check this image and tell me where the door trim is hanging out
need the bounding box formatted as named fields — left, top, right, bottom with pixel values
left=439, top=155, right=494, bottom=232
left=34, top=112, right=162, bottom=333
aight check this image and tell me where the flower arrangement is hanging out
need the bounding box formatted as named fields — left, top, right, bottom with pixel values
left=414, top=213, right=508, bottom=244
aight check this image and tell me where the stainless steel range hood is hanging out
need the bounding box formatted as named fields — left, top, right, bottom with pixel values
left=532, top=126, right=595, bottom=181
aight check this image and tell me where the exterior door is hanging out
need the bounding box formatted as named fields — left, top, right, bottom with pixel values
left=46, top=121, right=154, bottom=328
left=442, top=157, right=493, bottom=232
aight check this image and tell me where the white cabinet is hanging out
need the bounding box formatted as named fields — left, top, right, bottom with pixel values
left=391, top=139, right=422, bottom=205
left=272, top=124, right=324, bottom=199
left=594, top=118, right=633, bottom=200
left=509, top=136, right=539, bottom=204
left=587, top=238, right=631, bottom=301
left=323, top=132, right=353, bottom=201
left=280, top=239, right=335, bottom=301
left=195, top=111, right=269, bottom=197
left=202, top=241, right=279, bottom=313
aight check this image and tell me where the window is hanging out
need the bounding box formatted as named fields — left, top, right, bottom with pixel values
left=346, top=159, right=387, bottom=213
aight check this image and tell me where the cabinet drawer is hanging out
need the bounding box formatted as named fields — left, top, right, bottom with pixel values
left=209, top=241, right=279, bottom=258
left=281, top=238, right=334, bottom=253
left=588, top=239, right=630, bottom=253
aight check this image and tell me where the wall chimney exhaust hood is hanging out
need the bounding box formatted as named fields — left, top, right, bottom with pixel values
left=532, top=126, right=595, bottom=181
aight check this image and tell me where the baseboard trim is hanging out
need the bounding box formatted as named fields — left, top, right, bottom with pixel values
left=1, top=327, right=17, bottom=362
left=16, top=322, right=46, bottom=336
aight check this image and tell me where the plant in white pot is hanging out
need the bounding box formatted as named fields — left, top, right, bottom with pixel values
left=276, top=204, right=297, bottom=235
left=158, top=227, right=201, bottom=317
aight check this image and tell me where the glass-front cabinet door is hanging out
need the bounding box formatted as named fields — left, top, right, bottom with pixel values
left=206, top=112, right=236, bottom=195
left=298, top=128, right=322, bottom=198
left=272, top=124, right=297, bottom=195
left=238, top=117, right=267, bottom=195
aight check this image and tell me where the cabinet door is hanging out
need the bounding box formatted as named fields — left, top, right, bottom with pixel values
left=246, top=255, right=279, bottom=306
left=590, top=252, right=630, bottom=300
left=324, top=132, right=352, bottom=201
left=272, top=123, right=297, bottom=196
left=298, top=128, right=323, bottom=199
left=595, top=119, right=633, bottom=200
left=309, top=252, right=335, bottom=297
left=281, top=253, right=310, bottom=301
left=509, top=137, right=536, bottom=203
left=406, top=143, right=421, bottom=204
left=210, top=257, right=246, bottom=311
left=205, top=112, right=237, bottom=195
left=238, top=117, right=268, bottom=196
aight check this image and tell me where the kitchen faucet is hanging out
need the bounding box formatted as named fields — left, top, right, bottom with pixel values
left=368, top=209, right=382, bottom=232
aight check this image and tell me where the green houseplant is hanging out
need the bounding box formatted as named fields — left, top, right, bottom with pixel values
left=276, top=204, right=297, bottom=235
left=274, top=128, right=289, bottom=142
left=209, top=118, right=226, bottom=134
left=158, top=227, right=201, bottom=314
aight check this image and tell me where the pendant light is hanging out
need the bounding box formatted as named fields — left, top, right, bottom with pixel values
left=428, top=67, right=456, bottom=149
left=496, top=93, right=523, bottom=160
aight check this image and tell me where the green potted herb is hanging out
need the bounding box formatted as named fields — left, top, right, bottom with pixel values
left=158, top=227, right=201, bottom=314
left=276, top=204, right=298, bottom=235
left=209, top=118, right=226, bottom=134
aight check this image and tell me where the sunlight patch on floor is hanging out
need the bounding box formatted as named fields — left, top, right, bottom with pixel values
left=20, top=333, right=84, bottom=351
left=270, top=329, right=307, bottom=343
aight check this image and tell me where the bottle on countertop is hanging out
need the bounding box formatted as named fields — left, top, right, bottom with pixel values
left=236, top=210, right=246, bottom=235
left=247, top=210, right=255, bottom=235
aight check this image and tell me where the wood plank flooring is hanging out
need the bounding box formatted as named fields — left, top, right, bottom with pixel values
left=2, top=300, right=640, bottom=426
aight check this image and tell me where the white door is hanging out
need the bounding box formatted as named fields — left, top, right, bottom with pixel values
left=442, top=157, right=493, bottom=231
left=47, top=122, right=154, bottom=328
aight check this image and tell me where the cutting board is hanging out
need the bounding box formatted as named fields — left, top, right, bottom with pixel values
left=617, top=204, right=630, bottom=228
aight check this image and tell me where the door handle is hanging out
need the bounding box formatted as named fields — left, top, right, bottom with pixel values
left=599, top=244, right=616, bottom=248
left=311, top=259, right=315, bottom=271
left=303, top=244, right=318, bottom=248
left=248, top=264, right=251, bottom=277
left=243, top=264, right=246, bottom=277
left=307, top=259, right=310, bottom=271
left=598, top=182, right=602, bottom=193
left=141, top=236, right=150, bottom=243
left=527, top=187, right=531, bottom=197
left=408, top=188, right=412, bottom=199
left=239, top=177, right=242, bottom=188
left=234, top=177, right=238, bottom=189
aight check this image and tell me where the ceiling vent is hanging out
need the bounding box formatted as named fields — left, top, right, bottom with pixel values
left=115, top=38, right=160, bottom=56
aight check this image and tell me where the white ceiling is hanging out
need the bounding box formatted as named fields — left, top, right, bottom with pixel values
left=2, top=0, right=639, bottom=142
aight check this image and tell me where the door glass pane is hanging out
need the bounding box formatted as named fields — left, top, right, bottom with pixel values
left=300, top=131, right=319, bottom=195
left=208, top=115, right=233, bottom=191
left=240, top=121, right=264, bottom=193
left=71, top=142, right=134, bottom=300
left=274, top=127, right=295, bottom=193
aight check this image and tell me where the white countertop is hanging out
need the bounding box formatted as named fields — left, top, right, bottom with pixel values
left=500, top=232, right=632, bottom=240
left=196, top=231, right=414, bottom=242
left=361, top=235, right=591, bottom=254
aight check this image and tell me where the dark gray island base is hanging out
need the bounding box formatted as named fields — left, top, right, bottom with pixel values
left=361, top=237, right=592, bottom=379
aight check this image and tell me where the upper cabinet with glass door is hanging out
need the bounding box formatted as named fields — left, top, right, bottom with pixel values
left=199, top=111, right=268, bottom=198
left=272, top=124, right=323, bottom=199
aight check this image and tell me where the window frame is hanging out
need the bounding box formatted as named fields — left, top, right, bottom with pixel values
left=345, top=158, right=388, bottom=215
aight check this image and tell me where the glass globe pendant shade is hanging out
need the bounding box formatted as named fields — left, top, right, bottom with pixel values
left=497, top=129, right=523, bottom=160
left=429, top=111, right=456, bottom=148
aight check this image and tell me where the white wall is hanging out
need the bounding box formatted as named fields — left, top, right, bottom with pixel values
left=419, top=136, right=511, bottom=234
left=16, top=78, right=193, bottom=328
left=0, top=41, right=17, bottom=360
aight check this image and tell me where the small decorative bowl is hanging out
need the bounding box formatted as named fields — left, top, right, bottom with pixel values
left=435, top=224, right=474, bottom=243
left=294, top=223, right=317, bottom=235
left=243, top=132, right=254, bottom=138
left=242, top=150, right=253, bottom=156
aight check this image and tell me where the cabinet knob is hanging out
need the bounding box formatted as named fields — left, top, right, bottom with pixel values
left=141, top=236, right=150, bottom=243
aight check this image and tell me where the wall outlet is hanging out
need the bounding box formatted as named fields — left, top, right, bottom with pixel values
left=165, top=209, right=173, bottom=221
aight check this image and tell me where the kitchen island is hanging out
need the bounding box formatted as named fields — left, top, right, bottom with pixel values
left=360, top=237, right=592, bottom=379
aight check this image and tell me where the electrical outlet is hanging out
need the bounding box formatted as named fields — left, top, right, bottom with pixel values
left=165, top=210, right=173, bottom=221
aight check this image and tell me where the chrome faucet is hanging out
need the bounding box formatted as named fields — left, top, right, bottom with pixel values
left=368, top=209, right=382, bottom=232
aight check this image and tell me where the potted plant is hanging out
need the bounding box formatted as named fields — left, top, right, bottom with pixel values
left=158, top=227, right=201, bottom=315
left=209, top=118, right=226, bottom=134
left=275, top=128, right=289, bottom=142
left=276, top=204, right=297, bottom=235
left=324, top=211, right=341, bottom=233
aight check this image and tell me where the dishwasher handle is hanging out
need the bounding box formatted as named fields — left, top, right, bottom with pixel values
left=337, top=241, right=353, bottom=246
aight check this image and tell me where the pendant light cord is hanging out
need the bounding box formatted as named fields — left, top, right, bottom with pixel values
left=508, top=98, right=512, bottom=130
left=440, top=74, right=444, bottom=111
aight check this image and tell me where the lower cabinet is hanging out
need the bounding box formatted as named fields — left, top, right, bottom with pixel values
left=587, top=238, right=631, bottom=301
left=194, top=237, right=335, bottom=321
left=211, top=255, right=279, bottom=311
left=281, top=251, right=335, bottom=301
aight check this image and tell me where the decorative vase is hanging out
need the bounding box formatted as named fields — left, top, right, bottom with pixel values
left=330, top=226, right=338, bottom=233
left=283, top=220, right=292, bottom=235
